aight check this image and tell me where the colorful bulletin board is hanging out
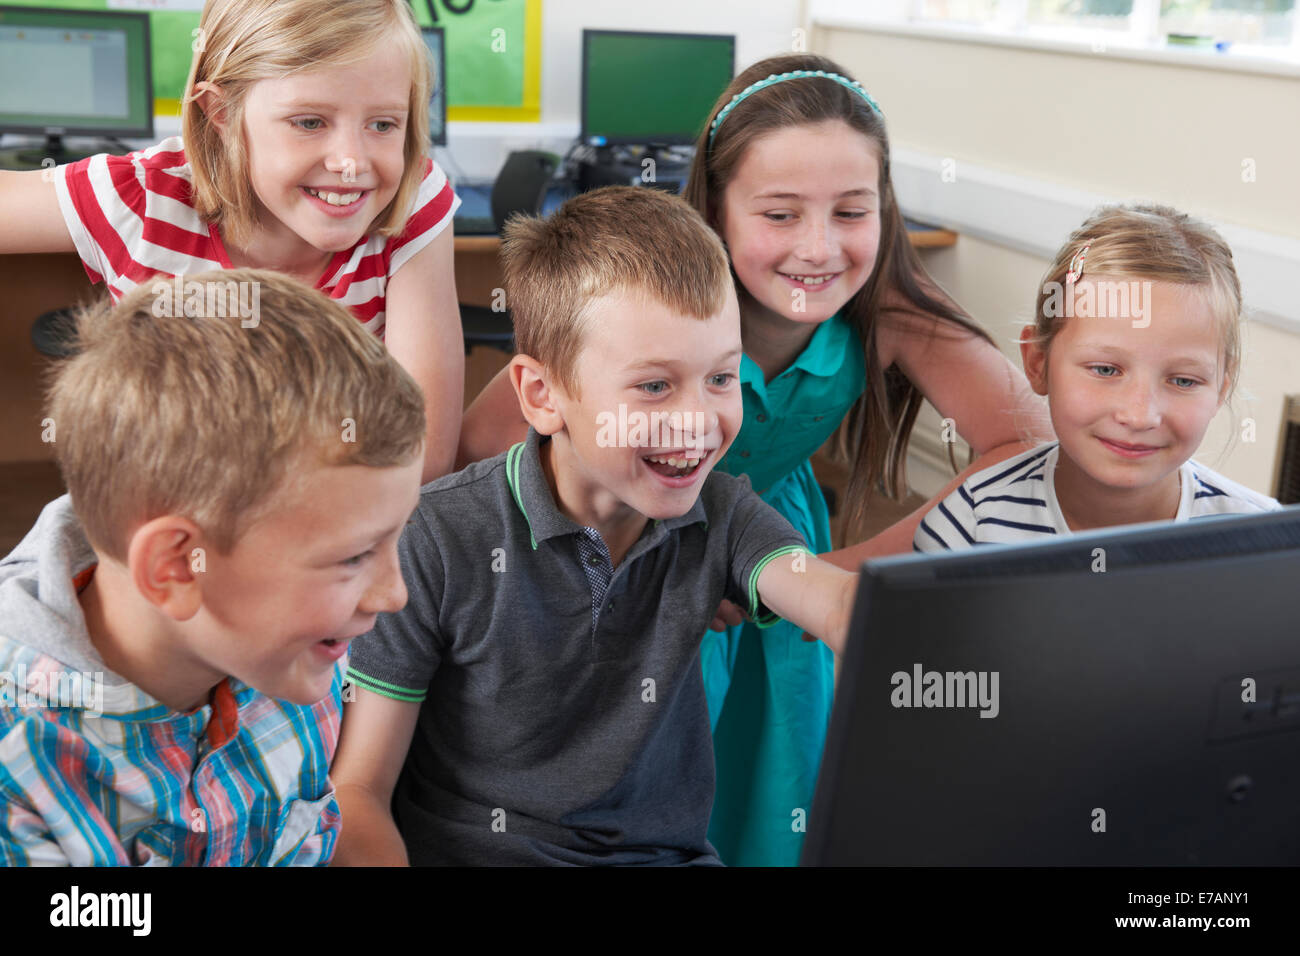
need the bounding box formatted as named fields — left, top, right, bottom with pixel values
left=7, top=0, right=541, bottom=121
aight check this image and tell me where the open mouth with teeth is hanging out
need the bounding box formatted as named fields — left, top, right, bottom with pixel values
left=643, top=450, right=709, bottom=479
left=781, top=272, right=836, bottom=287
left=302, top=186, right=366, bottom=206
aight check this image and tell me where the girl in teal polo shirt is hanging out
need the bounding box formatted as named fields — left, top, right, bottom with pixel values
left=683, top=54, right=1052, bottom=866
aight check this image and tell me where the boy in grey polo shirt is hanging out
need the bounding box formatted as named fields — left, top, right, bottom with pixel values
left=332, top=187, right=857, bottom=866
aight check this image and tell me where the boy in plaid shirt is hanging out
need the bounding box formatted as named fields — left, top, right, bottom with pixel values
left=0, top=269, right=425, bottom=865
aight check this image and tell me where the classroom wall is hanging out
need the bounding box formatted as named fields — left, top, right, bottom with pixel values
left=811, top=21, right=1300, bottom=497
left=444, top=0, right=805, bottom=177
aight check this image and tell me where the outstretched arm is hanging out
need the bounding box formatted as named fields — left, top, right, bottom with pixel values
left=756, top=551, right=858, bottom=655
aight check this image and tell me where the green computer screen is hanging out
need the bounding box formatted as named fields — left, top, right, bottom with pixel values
left=582, top=31, right=734, bottom=146
left=0, top=5, right=151, bottom=136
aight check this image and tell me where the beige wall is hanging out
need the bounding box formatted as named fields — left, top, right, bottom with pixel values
left=814, top=24, right=1300, bottom=496
left=813, top=27, right=1300, bottom=234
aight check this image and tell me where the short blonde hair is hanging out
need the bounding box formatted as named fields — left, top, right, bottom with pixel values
left=501, top=186, right=732, bottom=397
left=181, top=0, right=432, bottom=250
left=1032, top=203, right=1243, bottom=397
left=47, top=268, right=426, bottom=561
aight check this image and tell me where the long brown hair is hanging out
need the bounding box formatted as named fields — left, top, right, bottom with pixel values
left=684, top=53, right=992, bottom=532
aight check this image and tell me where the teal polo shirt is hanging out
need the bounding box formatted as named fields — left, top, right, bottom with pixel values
left=717, top=311, right=866, bottom=495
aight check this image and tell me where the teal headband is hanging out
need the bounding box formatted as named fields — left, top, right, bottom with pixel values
left=707, top=70, right=883, bottom=149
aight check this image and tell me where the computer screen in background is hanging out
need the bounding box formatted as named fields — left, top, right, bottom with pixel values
left=0, top=5, right=152, bottom=163
left=581, top=30, right=734, bottom=147
left=804, top=507, right=1300, bottom=866
left=420, top=26, right=446, bottom=148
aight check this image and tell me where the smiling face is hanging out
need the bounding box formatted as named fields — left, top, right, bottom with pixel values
left=718, top=120, right=882, bottom=328
left=1022, top=280, right=1230, bottom=516
left=544, top=285, right=744, bottom=528
left=183, top=455, right=423, bottom=705
left=238, top=32, right=413, bottom=263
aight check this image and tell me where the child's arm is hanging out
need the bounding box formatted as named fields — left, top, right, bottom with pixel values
left=330, top=686, right=422, bottom=866
left=0, top=169, right=76, bottom=254
left=385, top=226, right=465, bottom=483
left=822, top=440, right=1034, bottom=568
left=456, top=364, right=529, bottom=469
left=878, top=283, right=1052, bottom=459
left=755, top=550, right=858, bottom=656
left=816, top=296, right=1051, bottom=566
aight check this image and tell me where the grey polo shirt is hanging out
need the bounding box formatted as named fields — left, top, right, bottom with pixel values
left=347, top=426, right=806, bottom=865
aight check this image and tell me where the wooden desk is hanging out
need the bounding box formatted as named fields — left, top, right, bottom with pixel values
left=906, top=226, right=959, bottom=249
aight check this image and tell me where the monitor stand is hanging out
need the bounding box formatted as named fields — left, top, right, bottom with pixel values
left=0, top=133, right=132, bottom=171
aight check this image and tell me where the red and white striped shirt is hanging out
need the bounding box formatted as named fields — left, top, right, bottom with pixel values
left=54, top=136, right=459, bottom=336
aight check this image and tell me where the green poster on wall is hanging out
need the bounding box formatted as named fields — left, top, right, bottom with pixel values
left=409, top=0, right=540, bottom=121
left=5, top=0, right=541, bottom=121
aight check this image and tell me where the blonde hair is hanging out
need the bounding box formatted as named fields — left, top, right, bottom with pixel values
left=684, top=54, right=993, bottom=534
left=47, top=268, right=426, bottom=561
left=1031, top=203, right=1243, bottom=399
left=181, top=0, right=432, bottom=249
left=501, top=185, right=732, bottom=397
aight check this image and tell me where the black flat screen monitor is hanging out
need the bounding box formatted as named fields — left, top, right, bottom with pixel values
left=0, top=4, right=152, bottom=152
left=804, top=507, right=1300, bottom=866
left=420, top=26, right=446, bottom=147
left=581, top=30, right=733, bottom=147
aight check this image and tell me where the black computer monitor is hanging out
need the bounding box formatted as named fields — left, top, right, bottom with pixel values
left=580, top=30, right=734, bottom=147
left=0, top=5, right=152, bottom=162
left=421, top=26, right=446, bottom=148
left=804, top=507, right=1300, bottom=866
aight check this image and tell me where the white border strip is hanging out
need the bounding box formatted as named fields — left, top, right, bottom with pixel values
left=891, top=146, right=1300, bottom=336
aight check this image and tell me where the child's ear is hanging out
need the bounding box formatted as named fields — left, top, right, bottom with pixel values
left=509, top=355, right=566, bottom=437
left=191, top=81, right=229, bottom=133
left=126, top=517, right=204, bottom=621
left=1019, top=326, right=1050, bottom=396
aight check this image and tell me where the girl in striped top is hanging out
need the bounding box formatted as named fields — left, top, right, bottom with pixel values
left=916, top=203, right=1279, bottom=553
left=0, top=0, right=463, bottom=483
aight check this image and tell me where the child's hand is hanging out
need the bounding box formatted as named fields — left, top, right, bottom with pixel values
left=708, top=598, right=748, bottom=632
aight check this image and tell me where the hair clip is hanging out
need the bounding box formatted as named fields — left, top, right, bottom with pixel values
left=1066, top=243, right=1091, bottom=283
